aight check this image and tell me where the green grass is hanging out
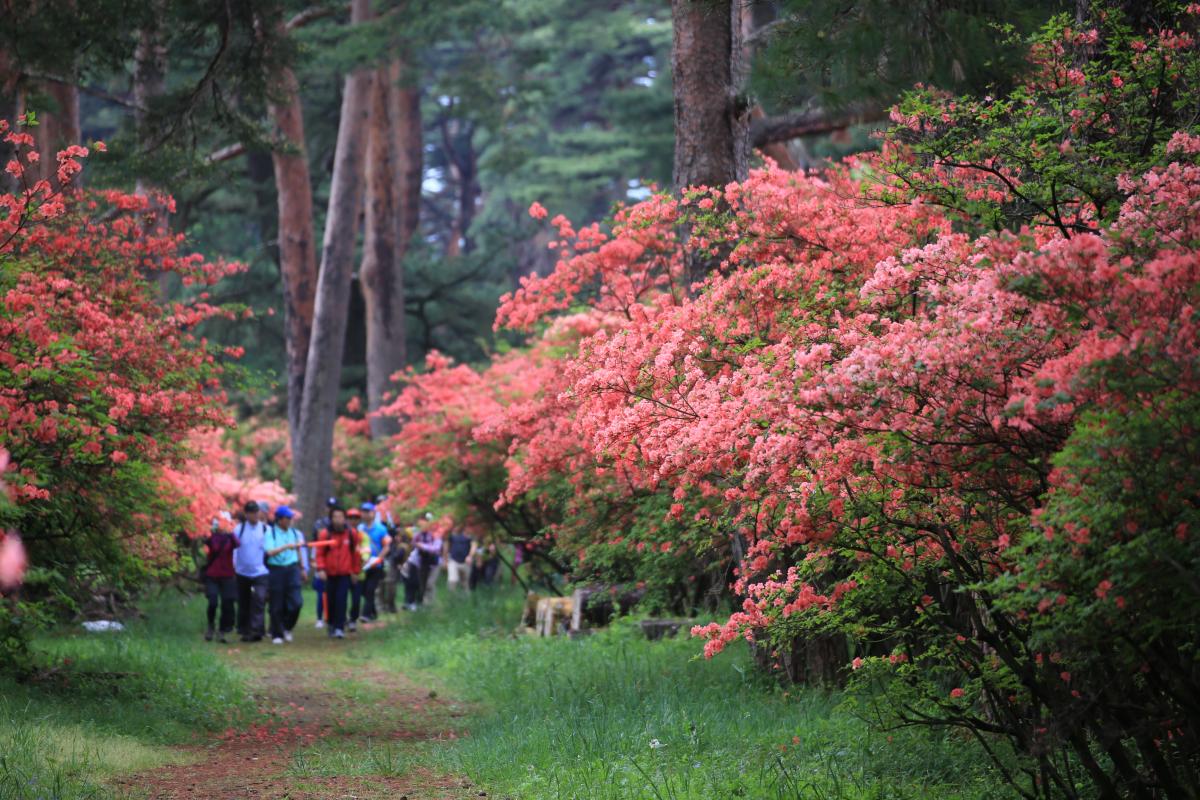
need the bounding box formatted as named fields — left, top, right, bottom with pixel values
left=372, top=588, right=1012, bottom=800
left=0, top=592, right=254, bottom=800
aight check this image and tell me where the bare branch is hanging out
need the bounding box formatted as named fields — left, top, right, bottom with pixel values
left=750, top=104, right=888, bottom=148
left=285, top=2, right=350, bottom=31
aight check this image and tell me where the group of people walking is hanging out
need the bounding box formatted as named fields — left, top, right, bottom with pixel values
left=200, top=497, right=501, bottom=643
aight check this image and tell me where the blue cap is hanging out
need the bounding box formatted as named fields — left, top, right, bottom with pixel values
left=360, top=502, right=376, bottom=512
left=275, top=505, right=296, bottom=519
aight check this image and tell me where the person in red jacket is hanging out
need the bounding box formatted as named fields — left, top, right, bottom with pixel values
left=203, top=515, right=239, bottom=643
left=313, top=506, right=363, bottom=639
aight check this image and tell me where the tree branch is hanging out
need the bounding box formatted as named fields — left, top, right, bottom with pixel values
left=286, top=2, right=350, bottom=31
left=750, top=104, right=887, bottom=148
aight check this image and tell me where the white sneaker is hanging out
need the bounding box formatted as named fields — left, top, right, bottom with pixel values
left=332, top=629, right=345, bottom=639
left=272, top=637, right=284, bottom=645
left=283, top=631, right=294, bottom=643
left=314, top=619, right=325, bottom=629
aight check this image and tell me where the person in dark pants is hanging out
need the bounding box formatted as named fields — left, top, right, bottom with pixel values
left=202, top=516, right=238, bottom=642
left=401, top=546, right=423, bottom=610
left=314, top=507, right=363, bottom=639
left=264, top=506, right=306, bottom=644
left=310, top=496, right=338, bottom=629
left=233, top=501, right=270, bottom=642
left=358, top=501, right=391, bottom=622
left=346, top=507, right=365, bottom=631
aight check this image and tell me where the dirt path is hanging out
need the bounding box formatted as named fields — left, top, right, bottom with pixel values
left=113, top=619, right=475, bottom=800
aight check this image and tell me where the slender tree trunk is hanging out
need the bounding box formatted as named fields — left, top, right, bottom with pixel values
left=293, top=0, right=373, bottom=526
left=133, top=1, right=172, bottom=294
left=22, top=79, right=79, bottom=186
left=670, top=0, right=749, bottom=285
left=266, top=46, right=319, bottom=457
left=0, top=49, right=20, bottom=193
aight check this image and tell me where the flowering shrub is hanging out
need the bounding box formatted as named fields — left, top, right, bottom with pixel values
left=0, top=118, right=242, bottom=627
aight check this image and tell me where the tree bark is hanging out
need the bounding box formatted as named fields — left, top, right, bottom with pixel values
left=670, top=0, right=749, bottom=286
left=361, top=59, right=416, bottom=440
left=266, top=38, right=320, bottom=457
left=133, top=0, right=171, bottom=295
left=671, top=0, right=748, bottom=194
left=293, top=0, right=373, bottom=526
left=22, top=78, right=79, bottom=186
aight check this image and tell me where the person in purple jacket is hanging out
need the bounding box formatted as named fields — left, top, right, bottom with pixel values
left=202, top=515, right=239, bottom=643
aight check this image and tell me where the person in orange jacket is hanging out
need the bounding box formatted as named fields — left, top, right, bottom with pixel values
left=313, top=506, right=363, bottom=639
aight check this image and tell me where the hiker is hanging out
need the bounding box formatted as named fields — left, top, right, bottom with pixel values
left=264, top=505, right=306, bottom=644
left=311, top=496, right=337, bottom=629
left=401, top=542, right=423, bottom=611
left=232, top=500, right=270, bottom=642
left=445, top=527, right=475, bottom=592
left=384, top=524, right=410, bottom=614
left=358, top=501, right=391, bottom=622
left=470, top=540, right=500, bottom=590
left=346, top=507, right=366, bottom=631
left=202, top=515, right=238, bottom=642
left=313, top=506, right=363, bottom=639
left=414, top=517, right=442, bottom=605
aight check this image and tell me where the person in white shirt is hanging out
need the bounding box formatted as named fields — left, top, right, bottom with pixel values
left=232, top=500, right=270, bottom=642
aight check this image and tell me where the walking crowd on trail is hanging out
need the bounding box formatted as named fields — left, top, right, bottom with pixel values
left=199, top=496, right=504, bottom=643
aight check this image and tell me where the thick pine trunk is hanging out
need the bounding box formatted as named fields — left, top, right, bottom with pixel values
left=293, top=0, right=373, bottom=526
left=267, top=53, right=319, bottom=456
left=362, top=59, right=420, bottom=439
left=360, top=61, right=407, bottom=439
left=671, top=0, right=748, bottom=192
left=670, top=0, right=749, bottom=285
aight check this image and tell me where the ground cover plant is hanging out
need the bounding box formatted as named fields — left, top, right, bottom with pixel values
left=378, top=590, right=1011, bottom=800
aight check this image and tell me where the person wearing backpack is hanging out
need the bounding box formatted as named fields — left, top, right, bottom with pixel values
left=202, top=515, right=238, bottom=642
left=264, top=506, right=306, bottom=644
left=313, top=506, right=363, bottom=639
left=232, top=500, right=270, bottom=642
left=414, top=517, right=442, bottom=606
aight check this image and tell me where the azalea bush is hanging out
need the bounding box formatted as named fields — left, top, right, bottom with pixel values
left=0, top=117, right=242, bottom=641
left=384, top=4, right=1200, bottom=795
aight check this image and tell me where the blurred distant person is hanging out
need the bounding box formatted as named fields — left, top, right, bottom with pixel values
left=202, top=515, right=238, bottom=642
left=313, top=506, right=363, bottom=639
left=401, top=540, right=423, bottom=611
left=445, top=528, right=475, bottom=592
left=414, top=515, right=441, bottom=605
left=264, top=506, right=305, bottom=644
left=383, top=525, right=410, bottom=614
left=470, top=540, right=501, bottom=590
left=311, top=496, right=338, bottom=629
left=233, top=501, right=270, bottom=642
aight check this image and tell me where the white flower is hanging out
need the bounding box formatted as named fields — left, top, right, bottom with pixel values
left=649, top=738, right=665, bottom=749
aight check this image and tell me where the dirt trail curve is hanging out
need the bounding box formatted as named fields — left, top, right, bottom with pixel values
left=113, top=620, right=475, bottom=800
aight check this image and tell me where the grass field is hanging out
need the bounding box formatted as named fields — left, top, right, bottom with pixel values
left=373, top=587, right=1007, bottom=800
left=1, top=583, right=1013, bottom=799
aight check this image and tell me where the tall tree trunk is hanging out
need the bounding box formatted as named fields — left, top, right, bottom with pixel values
left=133, top=1, right=172, bottom=295
left=293, top=0, right=374, bottom=526
left=670, top=0, right=749, bottom=284
left=0, top=49, right=20, bottom=193
left=21, top=79, right=79, bottom=186
left=362, top=59, right=420, bottom=439
left=266, top=37, right=319, bottom=457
